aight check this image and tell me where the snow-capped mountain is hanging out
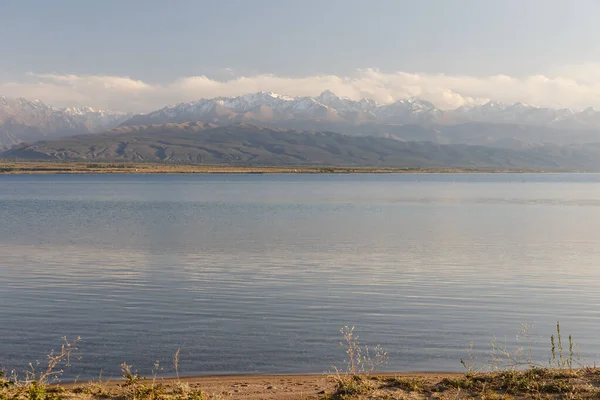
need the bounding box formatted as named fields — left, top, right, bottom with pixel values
left=451, top=101, right=575, bottom=126
left=61, top=106, right=131, bottom=133
left=7, top=91, right=600, bottom=150
left=122, top=91, right=449, bottom=127
left=375, top=98, right=442, bottom=125
left=0, top=97, right=131, bottom=147
left=120, top=91, right=600, bottom=130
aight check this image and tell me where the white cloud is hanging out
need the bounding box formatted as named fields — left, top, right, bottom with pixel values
left=2, top=65, right=600, bottom=113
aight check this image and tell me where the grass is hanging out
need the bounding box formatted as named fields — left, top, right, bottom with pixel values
left=0, top=341, right=219, bottom=400
left=322, top=322, right=598, bottom=399
left=1, top=323, right=598, bottom=400
left=322, top=368, right=600, bottom=399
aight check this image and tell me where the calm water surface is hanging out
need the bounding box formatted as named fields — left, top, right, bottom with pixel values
left=1, top=173, right=600, bottom=378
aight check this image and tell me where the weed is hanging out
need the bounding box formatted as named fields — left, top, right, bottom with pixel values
left=327, top=327, right=388, bottom=399
left=120, top=362, right=153, bottom=400
left=2, top=324, right=599, bottom=400
left=329, top=375, right=371, bottom=399
left=0, top=371, right=13, bottom=390
left=173, top=349, right=180, bottom=381
left=335, top=326, right=388, bottom=376
left=24, top=336, right=80, bottom=386
left=26, top=381, right=60, bottom=400
left=460, top=341, right=480, bottom=374
left=550, top=322, right=577, bottom=369
left=489, top=324, right=535, bottom=371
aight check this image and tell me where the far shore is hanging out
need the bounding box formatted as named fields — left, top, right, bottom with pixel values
left=0, top=161, right=561, bottom=175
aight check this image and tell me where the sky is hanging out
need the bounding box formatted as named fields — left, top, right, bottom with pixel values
left=2, top=0, right=600, bottom=112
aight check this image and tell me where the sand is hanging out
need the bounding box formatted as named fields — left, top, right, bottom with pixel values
left=74, top=372, right=461, bottom=400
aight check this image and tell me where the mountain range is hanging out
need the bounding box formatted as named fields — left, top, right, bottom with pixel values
left=121, top=90, right=600, bottom=130
left=4, top=91, right=600, bottom=170
left=5, top=91, right=600, bottom=150
left=0, top=97, right=130, bottom=148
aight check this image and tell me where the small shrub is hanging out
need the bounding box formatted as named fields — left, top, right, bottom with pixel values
left=26, top=381, right=60, bottom=400
left=331, top=375, right=371, bottom=399
left=386, top=376, right=428, bottom=392
left=335, top=326, right=388, bottom=376
left=25, top=336, right=80, bottom=385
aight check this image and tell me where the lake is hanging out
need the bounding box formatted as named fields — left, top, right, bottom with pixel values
left=1, top=173, right=600, bottom=379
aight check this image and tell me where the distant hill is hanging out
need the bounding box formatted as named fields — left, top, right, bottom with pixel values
left=3, top=122, right=600, bottom=170
left=260, top=120, right=600, bottom=149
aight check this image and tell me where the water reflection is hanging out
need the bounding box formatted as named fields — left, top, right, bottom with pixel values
left=1, top=174, right=600, bottom=378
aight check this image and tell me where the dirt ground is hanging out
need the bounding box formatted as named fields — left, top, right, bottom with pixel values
left=105, top=372, right=460, bottom=400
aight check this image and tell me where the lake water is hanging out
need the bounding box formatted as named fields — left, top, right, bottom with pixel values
left=2, top=173, right=600, bottom=379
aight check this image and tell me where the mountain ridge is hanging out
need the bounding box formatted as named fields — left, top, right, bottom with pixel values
left=7, top=91, right=600, bottom=150
left=0, top=96, right=131, bottom=148
left=120, top=91, right=600, bottom=130
left=3, top=122, right=600, bottom=171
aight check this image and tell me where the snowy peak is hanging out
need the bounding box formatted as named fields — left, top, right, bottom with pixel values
left=0, top=96, right=53, bottom=114
left=124, top=91, right=450, bottom=127
left=316, top=90, right=345, bottom=105
left=63, top=106, right=100, bottom=115
left=6, top=92, right=600, bottom=148
left=0, top=97, right=131, bottom=147
left=120, top=91, right=600, bottom=130
left=121, top=91, right=600, bottom=128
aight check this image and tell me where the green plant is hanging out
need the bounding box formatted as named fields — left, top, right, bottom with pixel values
left=120, top=361, right=171, bottom=400
left=461, top=341, right=479, bottom=373
left=0, top=370, right=13, bottom=390
left=120, top=362, right=145, bottom=399
left=550, top=322, right=576, bottom=369
left=326, top=326, right=388, bottom=399
left=26, top=381, right=60, bottom=400
left=329, top=374, right=371, bottom=399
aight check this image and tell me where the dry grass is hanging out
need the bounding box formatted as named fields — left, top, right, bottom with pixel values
left=1, top=325, right=595, bottom=400
left=322, top=367, right=600, bottom=399
left=1, top=358, right=220, bottom=400
left=4, top=368, right=600, bottom=400
left=322, top=323, right=593, bottom=400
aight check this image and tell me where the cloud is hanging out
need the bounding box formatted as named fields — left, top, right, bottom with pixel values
left=2, top=66, right=600, bottom=113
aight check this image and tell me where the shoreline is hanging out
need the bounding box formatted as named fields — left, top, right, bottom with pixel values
left=0, top=161, right=562, bottom=175
left=47, top=368, right=600, bottom=399
left=59, top=372, right=464, bottom=400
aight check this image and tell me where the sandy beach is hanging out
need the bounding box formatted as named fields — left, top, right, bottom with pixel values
left=62, top=372, right=463, bottom=400
left=52, top=368, right=600, bottom=399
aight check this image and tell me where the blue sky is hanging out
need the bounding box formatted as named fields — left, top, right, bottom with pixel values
left=2, top=0, right=600, bottom=111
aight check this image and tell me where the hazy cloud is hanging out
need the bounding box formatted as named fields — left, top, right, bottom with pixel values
left=2, top=66, right=600, bottom=113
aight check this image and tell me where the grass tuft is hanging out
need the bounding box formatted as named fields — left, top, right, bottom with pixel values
left=3, top=323, right=600, bottom=400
